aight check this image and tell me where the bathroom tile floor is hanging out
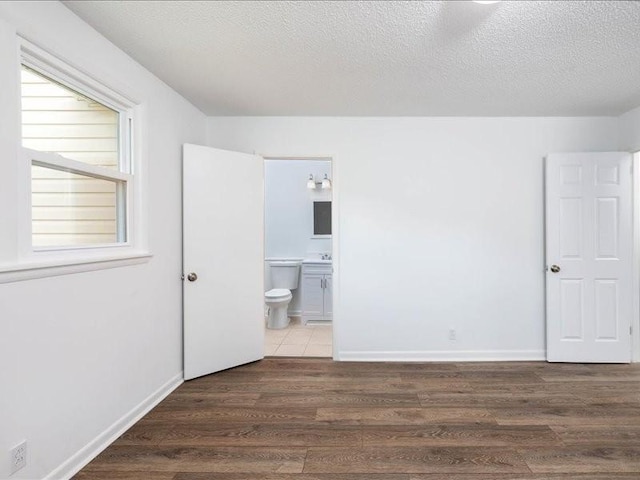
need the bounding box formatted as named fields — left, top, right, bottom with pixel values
left=264, top=318, right=332, bottom=357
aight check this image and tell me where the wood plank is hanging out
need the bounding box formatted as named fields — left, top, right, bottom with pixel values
left=491, top=407, right=640, bottom=426
left=303, top=447, right=530, bottom=474
left=79, top=446, right=307, bottom=473
left=315, top=407, right=495, bottom=425
left=409, top=475, right=640, bottom=480
left=469, top=381, right=640, bottom=396
left=361, top=424, right=561, bottom=447
left=173, top=475, right=408, bottom=480
left=159, top=422, right=361, bottom=447
left=109, top=421, right=174, bottom=446
left=145, top=406, right=318, bottom=423
left=539, top=371, right=640, bottom=382
left=180, top=379, right=470, bottom=394
left=239, top=358, right=460, bottom=373
left=551, top=425, right=640, bottom=446
left=258, top=392, right=421, bottom=408
left=520, top=447, right=640, bottom=473
left=73, top=473, right=174, bottom=480
left=419, top=392, right=586, bottom=408
left=159, top=392, right=260, bottom=407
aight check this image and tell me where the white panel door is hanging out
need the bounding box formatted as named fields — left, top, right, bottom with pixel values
left=546, top=152, right=632, bottom=363
left=183, top=144, right=264, bottom=380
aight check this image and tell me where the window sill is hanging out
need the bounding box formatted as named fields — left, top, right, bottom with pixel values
left=0, top=251, right=152, bottom=284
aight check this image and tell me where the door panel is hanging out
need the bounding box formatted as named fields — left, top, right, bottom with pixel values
left=302, top=274, right=324, bottom=317
left=559, top=198, right=582, bottom=258
left=594, top=279, right=618, bottom=340
left=323, top=275, right=333, bottom=318
left=183, top=144, right=264, bottom=380
left=546, top=152, right=632, bottom=363
left=559, top=279, right=583, bottom=340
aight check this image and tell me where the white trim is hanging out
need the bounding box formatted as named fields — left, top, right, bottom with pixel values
left=13, top=38, right=149, bottom=272
left=632, top=152, right=640, bottom=362
left=43, top=373, right=183, bottom=480
left=330, top=155, right=340, bottom=360
left=259, top=153, right=339, bottom=360
left=0, top=251, right=151, bottom=284
left=28, top=149, right=132, bottom=183
left=337, top=350, right=547, bottom=362
left=20, top=38, right=136, bottom=111
left=260, top=153, right=335, bottom=161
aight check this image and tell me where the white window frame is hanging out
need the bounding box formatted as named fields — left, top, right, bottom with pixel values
left=0, top=39, right=149, bottom=283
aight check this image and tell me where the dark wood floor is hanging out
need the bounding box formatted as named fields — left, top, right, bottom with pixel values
left=75, top=358, right=640, bottom=479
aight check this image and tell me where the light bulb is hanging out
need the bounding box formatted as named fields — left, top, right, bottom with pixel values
left=321, top=174, right=332, bottom=190
left=307, top=174, right=316, bottom=189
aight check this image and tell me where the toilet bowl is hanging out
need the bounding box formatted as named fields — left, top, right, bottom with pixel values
left=264, top=260, right=301, bottom=329
left=265, top=288, right=293, bottom=329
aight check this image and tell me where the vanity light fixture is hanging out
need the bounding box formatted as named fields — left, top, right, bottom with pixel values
left=307, top=174, right=316, bottom=189
left=307, top=173, right=333, bottom=190
left=321, top=174, right=332, bottom=190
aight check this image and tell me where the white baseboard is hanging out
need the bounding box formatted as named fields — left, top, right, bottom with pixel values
left=45, top=372, right=183, bottom=480
left=336, top=350, right=546, bottom=362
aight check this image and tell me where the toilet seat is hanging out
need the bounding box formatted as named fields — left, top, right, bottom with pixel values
left=265, top=288, right=292, bottom=301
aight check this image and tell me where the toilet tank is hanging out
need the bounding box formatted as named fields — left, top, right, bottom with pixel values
left=269, top=260, right=301, bottom=289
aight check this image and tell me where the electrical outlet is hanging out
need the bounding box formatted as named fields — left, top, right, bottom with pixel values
left=449, top=328, right=456, bottom=341
left=9, top=441, right=26, bottom=475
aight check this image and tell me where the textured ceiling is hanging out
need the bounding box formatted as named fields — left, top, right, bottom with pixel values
left=63, top=1, right=640, bottom=116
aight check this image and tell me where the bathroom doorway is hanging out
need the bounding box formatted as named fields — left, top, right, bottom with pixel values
left=262, top=157, right=334, bottom=357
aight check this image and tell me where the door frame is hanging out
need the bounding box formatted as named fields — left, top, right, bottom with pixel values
left=260, top=153, right=339, bottom=360
left=632, top=152, right=640, bottom=361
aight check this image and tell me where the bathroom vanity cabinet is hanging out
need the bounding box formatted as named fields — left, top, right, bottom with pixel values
left=301, top=262, right=332, bottom=324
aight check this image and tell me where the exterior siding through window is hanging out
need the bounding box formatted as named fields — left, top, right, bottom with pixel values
left=21, top=66, right=120, bottom=247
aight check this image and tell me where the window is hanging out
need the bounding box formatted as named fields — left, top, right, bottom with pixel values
left=20, top=51, right=134, bottom=251
left=0, top=39, right=147, bottom=282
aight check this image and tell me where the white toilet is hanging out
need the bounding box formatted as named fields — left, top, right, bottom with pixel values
left=265, top=260, right=301, bottom=329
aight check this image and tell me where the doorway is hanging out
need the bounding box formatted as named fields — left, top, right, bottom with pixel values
left=263, top=157, right=334, bottom=357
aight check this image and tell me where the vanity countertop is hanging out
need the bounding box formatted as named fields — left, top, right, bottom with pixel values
left=302, top=254, right=332, bottom=264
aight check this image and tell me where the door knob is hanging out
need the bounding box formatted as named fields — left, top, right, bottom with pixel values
left=550, top=265, right=561, bottom=273
left=187, top=272, right=198, bottom=282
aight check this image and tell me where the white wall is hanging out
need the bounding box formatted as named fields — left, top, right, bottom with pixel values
left=265, top=159, right=331, bottom=258
left=208, top=116, right=619, bottom=360
left=0, top=2, right=205, bottom=479
left=618, top=105, right=640, bottom=152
